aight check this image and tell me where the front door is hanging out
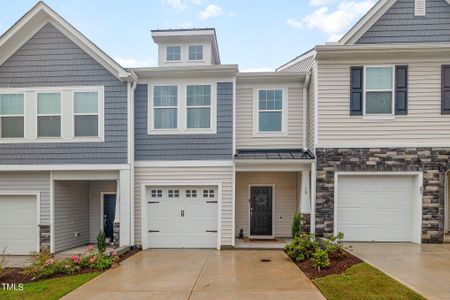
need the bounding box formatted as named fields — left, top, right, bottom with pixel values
left=103, top=194, right=116, bottom=239
left=250, top=186, right=273, bottom=236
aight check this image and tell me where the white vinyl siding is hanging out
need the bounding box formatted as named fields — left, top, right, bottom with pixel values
left=235, top=172, right=299, bottom=238
left=236, top=86, right=303, bottom=149
left=317, top=58, right=450, bottom=147
left=134, top=165, right=233, bottom=246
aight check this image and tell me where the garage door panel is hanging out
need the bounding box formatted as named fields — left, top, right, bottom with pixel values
left=336, top=175, right=417, bottom=243
left=0, top=210, right=37, bottom=225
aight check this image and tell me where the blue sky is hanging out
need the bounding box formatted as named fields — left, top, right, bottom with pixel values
left=0, top=0, right=375, bottom=71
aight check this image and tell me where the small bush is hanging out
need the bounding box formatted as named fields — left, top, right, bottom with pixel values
left=312, top=249, right=330, bottom=271
left=22, top=252, right=61, bottom=280
left=325, top=232, right=348, bottom=258
left=291, top=212, right=301, bottom=238
left=97, top=231, right=106, bottom=253
left=285, top=233, right=319, bottom=262
left=0, top=247, right=9, bottom=280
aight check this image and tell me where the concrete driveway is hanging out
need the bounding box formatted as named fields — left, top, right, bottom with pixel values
left=350, top=243, right=450, bottom=300
left=63, top=249, right=324, bottom=300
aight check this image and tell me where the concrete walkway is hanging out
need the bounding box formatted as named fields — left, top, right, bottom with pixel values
left=350, top=243, right=450, bottom=300
left=63, top=249, right=325, bottom=300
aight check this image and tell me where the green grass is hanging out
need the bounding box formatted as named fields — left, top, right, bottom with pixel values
left=0, top=272, right=101, bottom=300
left=314, top=263, right=426, bottom=300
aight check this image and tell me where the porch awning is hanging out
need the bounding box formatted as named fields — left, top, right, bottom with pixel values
left=234, top=149, right=314, bottom=160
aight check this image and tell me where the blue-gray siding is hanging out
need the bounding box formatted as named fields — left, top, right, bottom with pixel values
left=0, top=23, right=128, bottom=164
left=357, top=0, right=450, bottom=44
left=134, top=82, right=233, bottom=160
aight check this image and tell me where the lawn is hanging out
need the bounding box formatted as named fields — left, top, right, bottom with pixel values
left=0, top=272, right=100, bottom=300
left=314, top=263, right=425, bottom=300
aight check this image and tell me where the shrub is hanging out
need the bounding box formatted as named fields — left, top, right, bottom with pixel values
left=285, top=233, right=319, bottom=262
left=291, top=212, right=301, bottom=238
left=312, top=249, right=330, bottom=271
left=97, top=231, right=106, bottom=253
left=0, top=247, right=9, bottom=280
left=92, top=254, right=112, bottom=270
left=325, top=232, right=348, bottom=258
left=22, top=251, right=62, bottom=280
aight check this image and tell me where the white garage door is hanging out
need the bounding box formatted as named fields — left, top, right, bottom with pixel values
left=146, top=186, right=218, bottom=248
left=336, top=175, right=419, bottom=243
left=0, top=195, right=38, bottom=255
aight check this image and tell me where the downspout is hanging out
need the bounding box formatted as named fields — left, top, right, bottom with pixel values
left=129, top=71, right=137, bottom=247
left=302, top=73, right=311, bottom=151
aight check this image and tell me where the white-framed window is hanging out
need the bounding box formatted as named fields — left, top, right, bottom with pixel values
left=0, top=86, right=104, bottom=143
left=364, top=66, right=395, bottom=115
left=148, top=81, right=216, bottom=135
left=153, top=86, right=178, bottom=130
left=166, top=46, right=181, bottom=61
left=37, top=92, right=61, bottom=138
left=255, top=89, right=285, bottom=134
left=0, top=93, right=24, bottom=138
left=73, top=91, right=99, bottom=137
left=188, top=45, right=203, bottom=61
left=186, top=85, right=211, bottom=129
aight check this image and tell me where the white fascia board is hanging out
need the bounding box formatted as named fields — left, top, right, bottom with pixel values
left=0, top=164, right=131, bottom=171
left=236, top=72, right=307, bottom=85
left=133, top=65, right=238, bottom=80
left=0, top=2, right=131, bottom=82
left=338, top=0, right=397, bottom=45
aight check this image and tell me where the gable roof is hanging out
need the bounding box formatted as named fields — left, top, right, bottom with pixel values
left=0, top=1, right=133, bottom=82
left=339, top=0, right=450, bottom=45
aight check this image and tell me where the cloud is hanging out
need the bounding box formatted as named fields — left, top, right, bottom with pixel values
left=199, top=4, right=223, bottom=19
left=163, top=0, right=202, bottom=11
left=296, top=0, right=374, bottom=41
left=114, top=57, right=154, bottom=68
left=309, top=0, right=336, bottom=6
left=240, top=67, right=274, bottom=72
left=287, top=18, right=303, bottom=29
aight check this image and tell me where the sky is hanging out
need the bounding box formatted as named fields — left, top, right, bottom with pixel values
left=0, top=0, right=376, bottom=71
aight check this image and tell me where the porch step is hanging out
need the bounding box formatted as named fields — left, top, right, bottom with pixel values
left=108, top=245, right=129, bottom=256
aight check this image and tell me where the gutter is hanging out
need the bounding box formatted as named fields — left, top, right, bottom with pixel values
left=129, top=71, right=137, bottom=247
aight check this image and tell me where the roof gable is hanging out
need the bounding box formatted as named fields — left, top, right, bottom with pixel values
left=0, top=1, right=132, bottom=81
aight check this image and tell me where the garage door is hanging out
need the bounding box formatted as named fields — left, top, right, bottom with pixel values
left=0, top=195, right=38, bottom=255
left=146, top=186, right=218, bottom=248
left=336, top=175, right=419, bottom=243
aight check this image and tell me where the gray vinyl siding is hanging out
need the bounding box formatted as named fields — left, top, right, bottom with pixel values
left=357, top=0, right=450, bottom=44
left=0, top=23, right=128, bottom=164
left=54, top=181, right=89, bottom=252
left=134, top=82, right=233, bottom=160
left=0, top=172, right=50, bottom=224
left=88, top=181, right=116, bottom=243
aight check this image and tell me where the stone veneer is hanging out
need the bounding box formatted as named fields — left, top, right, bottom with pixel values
left=39, top=225, right=50, bottom=252
left=301, top=213, right=311, bottom=234
left=315, top=148, right=450, bottom=243
left=113, top=222, right=120, bottom=248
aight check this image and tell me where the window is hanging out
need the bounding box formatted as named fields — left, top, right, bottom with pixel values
left=186, top=190, right=197, bottom=198
left=187, top=85, right=211, bottom=129
left=203, top=189, right=215, bottom=198
left=188, top=45, right=203, bottom=61
left=257, top=90, right=283, bottom=132
left=37, top=93, right=61, bottom=137
left=168, top=190, right=179, bottom=198
left=0, top=94, right=24, bottom=138
left=74, top=92, right=99, bottom=137
left=153, top=86, right=177, bottom=129
left=151, top=190, right=162, bottom=198
left=364, top=66, right=394, bottom=115
left=166, top=46, right=181, bottom=61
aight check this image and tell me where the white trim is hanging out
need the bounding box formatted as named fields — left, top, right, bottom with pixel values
left=313, top=60, right=319, bottom=152
left=140, top=181, right=223, bottom=250
left=147, top=80, right=217, bottom=135
left=0, top=164, right=130, bottom=171
left=363, top=65, right=395, bottom=116
left=253, top=87, right=288, bottom=137
left=135, top=160, right=233, bottom=167
left=232, top=164, right=236, bottom=246
left=232, top=76, right=236, bottom=156
left=333, top=171, right=423, bottom=244
left=50, top=171, right=55, bottom=253
left=310, top=162, right=317, bottom=234
left=248, top=184, right=275, bottom=239
left=0, top=191, right=41, bottom=254
left=415, top=0, right=426, bottom=16
left=52, top=170, right=119, bottom=181
left=100, top=192, right=117, bottom=233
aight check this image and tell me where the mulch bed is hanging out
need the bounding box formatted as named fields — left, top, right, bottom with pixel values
left=1, top=248, right=140, bottom=284
left=291, top=251, right=363, bottom=280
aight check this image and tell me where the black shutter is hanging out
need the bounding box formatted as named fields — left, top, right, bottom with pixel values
left=442, top=65, right=450, bottom=114
left=395, top=65, right=408, bottom=115
left=350, top=66, right=363, bottom=115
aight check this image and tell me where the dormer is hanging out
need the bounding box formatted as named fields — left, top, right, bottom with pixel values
left=151, top=28, right=221, bottom=67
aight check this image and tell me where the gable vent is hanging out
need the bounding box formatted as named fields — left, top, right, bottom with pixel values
left=415, top=0, right=426, bottom=16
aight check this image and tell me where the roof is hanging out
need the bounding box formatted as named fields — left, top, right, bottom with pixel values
left=276, top=48, right=315, bottom=72
left=0, top=1, right=133, bottom=82
left=131, top=64, right=238, bottom=79
left=234, top=149, right=314, bottom=160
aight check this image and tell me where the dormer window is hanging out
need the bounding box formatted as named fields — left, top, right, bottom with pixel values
left=188, top=45, right=203, bottom=61
left=166, top=46, right=181, bottom=61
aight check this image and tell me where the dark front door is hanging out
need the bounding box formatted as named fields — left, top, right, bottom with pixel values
left=103, top=194, right=116, bottom=239
left=250, top=186, right=273, bottom=236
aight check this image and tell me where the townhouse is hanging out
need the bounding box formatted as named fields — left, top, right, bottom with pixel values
left=0, top=0, right=449, bottom=255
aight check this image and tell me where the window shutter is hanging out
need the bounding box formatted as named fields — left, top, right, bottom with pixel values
left=395, top=65, right=408, bottom=115
left=350, top=66, right=363, bottom=115
left=442, top=65, right=450, bottom=114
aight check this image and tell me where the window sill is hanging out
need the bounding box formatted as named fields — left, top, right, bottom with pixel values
left=0, top=137, right=104, bottom=143
left=253, top=131, right=288, bottom=138
left=361, top=115, right=395, bottom=121
left=148, top=128, right=217, bottom=135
